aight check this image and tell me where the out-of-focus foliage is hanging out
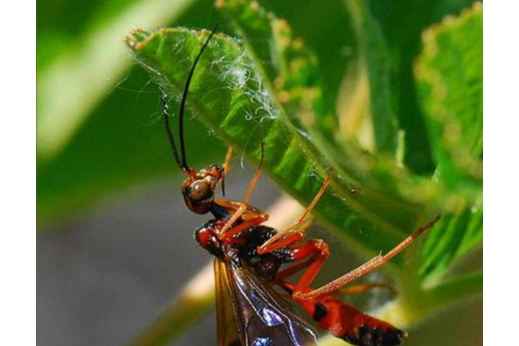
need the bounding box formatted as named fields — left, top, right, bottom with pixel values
left=415, top=4, right=483, bottom=279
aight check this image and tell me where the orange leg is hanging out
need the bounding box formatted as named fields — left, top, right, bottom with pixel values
left=220, top=213, right=269, bottom=243
left=257, top=218, right=314, bottom=254
left=219, top=143, right=266, bottom=236
left=243, top=141, right=265, bottom=205
left=261, top=237, right=331, bottom=296
left=257, top=173, right=332, bottom=255
left=283, top=239, right=330, bottom=295
left=220, top=147, right=234, bottom=197
left=294, top=214, right=442, bottom=300
left=223, top=146, right=233, bottom=176
left=275, top=247, right=395, bottom=296
left=334, top=283, right=396, bottom=296
left=276, top=259, right=314, bottom=282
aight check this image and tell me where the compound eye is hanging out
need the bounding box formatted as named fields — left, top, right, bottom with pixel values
left=189, top=180, right=210, bottom=201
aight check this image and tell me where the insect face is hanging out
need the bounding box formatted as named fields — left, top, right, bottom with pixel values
left=181, top=165, right=224, bottom=214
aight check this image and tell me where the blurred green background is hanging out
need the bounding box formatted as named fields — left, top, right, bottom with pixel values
left=37, top=1, right=482, bottom=346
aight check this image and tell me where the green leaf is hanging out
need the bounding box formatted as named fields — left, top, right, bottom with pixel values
left=415, top=2, right=483, bottom=189
left=415, top=3, right=483, bottom=279
left=218, top=0, right=399, bottom=155
left=37, top=0, right=197, bottom=160
left=217, top=0, right=337, bottom=135
left=342, top=0, right=399, bottom=154
left=420, top=206, right=482, bottom=279
left=365, top=0, right=478, bottom=174
left=125, top=27, right=436, bottom=264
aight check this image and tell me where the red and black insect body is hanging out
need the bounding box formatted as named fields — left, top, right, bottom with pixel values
left=160, top=27, right=441, bottom=346
left=280, top=282, right=406, bottom=346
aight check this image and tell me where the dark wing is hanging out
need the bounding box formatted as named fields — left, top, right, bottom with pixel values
left=215, top=258, right=318, bottom=346
left=215, top=259, right=242, bottom=346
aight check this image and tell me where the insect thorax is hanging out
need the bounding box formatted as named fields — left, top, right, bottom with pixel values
left=194, top=221, right=292, bottom=281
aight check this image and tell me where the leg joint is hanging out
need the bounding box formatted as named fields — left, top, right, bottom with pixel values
left=309, top=239, right=330, bottom=259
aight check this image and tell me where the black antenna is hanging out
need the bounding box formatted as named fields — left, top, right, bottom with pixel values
left=161, top=90, right=185, bottom=171
left=162, top=25, right=219, bottom=173
left=221, top=172, right=226, bottom=197
left=178, top=25, right=219, bottom=171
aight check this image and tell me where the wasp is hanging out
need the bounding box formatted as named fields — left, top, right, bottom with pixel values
left=160, top=27, right=441, bottom=346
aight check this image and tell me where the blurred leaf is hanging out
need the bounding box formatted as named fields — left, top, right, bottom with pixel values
left=125, top=27, right=437, bottom=265
left=253, top=0, right=355, bottom=107
left=365, top=0, right=478, bottom=174
left=416, top=3, right=483, bottom=190
left=37, top=0, right=196, bottom=160
left=425, top=270, right=483, bottom=309
left=416, top=3, right=483, bottom=279
left=342, top=0, right=399, bottom=154
left=420, top=206, right=482, bottom=279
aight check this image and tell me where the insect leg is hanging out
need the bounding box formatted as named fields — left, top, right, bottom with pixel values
left=295, top=214, right=442, bottom=300
left=219, top=143, right=265, bottom=235
left=257, top=173, right=332, bottom=255
left=333, top=283, right=396, bottom=296
left=223, top=147, right=233, bottom=176
left=259, top=238, right=332, bottom=301
left=219, top=213, right=269, bottom=242
left=243, top=141, right=265, bottom=205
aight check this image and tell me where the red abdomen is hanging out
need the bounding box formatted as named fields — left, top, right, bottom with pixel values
left=298, top=294, right=406, bottom=346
